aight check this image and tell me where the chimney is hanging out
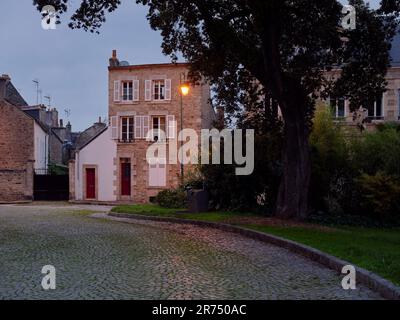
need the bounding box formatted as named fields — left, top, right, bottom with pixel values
left=0, top=74, right=10, bottom=80
left=98, top=116, right=102, bottom=123
left=109, top=49, right=120, bottom=67
left=60, top=119, right=64, bottom=127
left=66, top=121, right=71, bottom=133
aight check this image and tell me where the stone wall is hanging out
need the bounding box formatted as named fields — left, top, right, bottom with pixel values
left=0, top=100, right=35, bottom=201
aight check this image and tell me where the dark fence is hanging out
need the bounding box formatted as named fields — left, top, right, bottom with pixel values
left=34, top=174, right=69, bottom=201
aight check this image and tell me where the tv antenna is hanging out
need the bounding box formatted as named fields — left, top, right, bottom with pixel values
left=44, top=94, right=51, bottom=107
left=32, top=79, right=40, bottom=105
left=64, top=109, right=71, bottom=120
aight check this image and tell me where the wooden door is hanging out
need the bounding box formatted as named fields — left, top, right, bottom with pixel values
left=86, top=168, right=96, bottom=199
left=121, top=163, right=131, bottom=196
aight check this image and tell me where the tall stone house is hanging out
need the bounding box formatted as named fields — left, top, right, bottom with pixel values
left=70, top=51, right=215, bottom=203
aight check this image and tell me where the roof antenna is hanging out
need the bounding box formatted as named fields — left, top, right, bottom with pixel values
left=44, top=94, right=51, bottom=107
left=33, top=79, right=40, bottom=105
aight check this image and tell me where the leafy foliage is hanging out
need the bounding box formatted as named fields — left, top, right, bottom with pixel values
left=156, top=189, right=187, bottom=208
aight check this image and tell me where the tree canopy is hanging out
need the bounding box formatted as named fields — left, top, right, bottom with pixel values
left=33, top=0, right=400, bottom=219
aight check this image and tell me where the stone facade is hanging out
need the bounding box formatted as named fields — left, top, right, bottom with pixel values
left=0, top=100, right=35, bottom=201
left=322, top=66, right=400, bottom=126
left=107, top=55, right=214, bottom=203
left=71, top=51, right=215, bottom=203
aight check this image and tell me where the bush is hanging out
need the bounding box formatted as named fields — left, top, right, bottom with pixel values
left=351, top=127, right=400, bottom=176
left=356, top=172, right=400, bottom=218
left=309, top=104, right=352, bottom=213
left=156, top=189, right=186, bottom=208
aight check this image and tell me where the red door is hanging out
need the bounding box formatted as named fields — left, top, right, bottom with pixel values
left=121, top=163, right=131, bottom=196
left=86, top=168, right=96, bottom=199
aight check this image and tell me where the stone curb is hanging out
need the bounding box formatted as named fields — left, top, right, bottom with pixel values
left=108, top=212, right=400, bottom=300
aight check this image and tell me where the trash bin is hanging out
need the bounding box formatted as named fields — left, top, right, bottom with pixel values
left=187, top=189, right=209, bottom=213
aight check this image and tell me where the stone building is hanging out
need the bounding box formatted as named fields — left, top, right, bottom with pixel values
left=70, top=51, right=215, bottom=203
left=323, top=35, right=400, bottom=127
left=0, top=75, right=48, bottom=201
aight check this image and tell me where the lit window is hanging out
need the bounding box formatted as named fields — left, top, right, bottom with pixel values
left=121, top=117, right=134, bottom=141
left=153, top=80, right=165, bottom=100
left=122, top=81, right=133, bottom=101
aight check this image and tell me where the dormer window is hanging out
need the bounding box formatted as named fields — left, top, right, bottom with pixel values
left=153, top=80, right=165, bottom=101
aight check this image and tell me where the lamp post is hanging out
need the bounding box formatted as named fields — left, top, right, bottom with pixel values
left=179, top=73, right=190, bottom=185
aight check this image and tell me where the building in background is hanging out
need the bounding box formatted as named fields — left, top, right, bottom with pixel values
left=0, top=74, right=48, bottom=201
left=70, top=50, right=215, bottom=203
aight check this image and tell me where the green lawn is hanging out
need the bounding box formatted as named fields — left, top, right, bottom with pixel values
left=111, top=204, right=400, bottom=285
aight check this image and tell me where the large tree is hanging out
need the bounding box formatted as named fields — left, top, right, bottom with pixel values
left=33, top=0, right=400, bottom=219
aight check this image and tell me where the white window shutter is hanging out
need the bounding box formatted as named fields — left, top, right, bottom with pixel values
left=167, top=115, right=175, bottom=139
left=113, top=81, right=120, bottom=102
left=145, top=80, right=152, bottom=101
left=158, top=161, right=167, bottom=187
left=149, top=163, right=158, bottom=187
left=133, top=80, right=140, bottom=101
left=165, top=79, right=172, bottom=100
left=142, top=116, right=150, bottom=140
left=134, top=116, right=142, bottom=139
left=110, top=116, right=118, bottom=139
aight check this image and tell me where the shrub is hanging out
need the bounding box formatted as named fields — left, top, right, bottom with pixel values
left=351, top=127, right=400, bottom=176
left=309, top=104, right=352, bottom=213
left=156, top=189, right=186, bottom=208
left=356, top=172, right=400, bottom=218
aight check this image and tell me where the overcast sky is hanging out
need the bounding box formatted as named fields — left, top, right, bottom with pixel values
left=0, top=0, right=381, bottom=131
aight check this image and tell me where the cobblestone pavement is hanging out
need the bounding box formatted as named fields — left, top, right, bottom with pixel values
left=0, top=204, right=382, bottom=300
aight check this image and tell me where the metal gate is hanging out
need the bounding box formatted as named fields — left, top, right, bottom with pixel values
left=34, top=174, right=69, bottom=201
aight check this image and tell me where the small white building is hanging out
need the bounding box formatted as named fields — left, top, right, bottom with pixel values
left=72, top=127, right=117, bottom=201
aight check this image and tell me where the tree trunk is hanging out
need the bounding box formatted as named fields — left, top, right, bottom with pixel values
left=275, top=100, right=311, bottom=220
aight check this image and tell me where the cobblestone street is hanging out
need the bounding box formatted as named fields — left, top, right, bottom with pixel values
left=0, top=204, right=382, bottom=300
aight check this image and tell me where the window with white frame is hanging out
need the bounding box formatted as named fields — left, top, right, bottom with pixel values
left=363, top=94, right=383, bottom=119
left=122, top=81, right=133, bottom=101
left=121, top=117, right=134, bottom=141
left=151, top=116, right=166, bottom=141
left=153, top=80, right=165, bottom=100
left=329, top=97, right=345, bottom=118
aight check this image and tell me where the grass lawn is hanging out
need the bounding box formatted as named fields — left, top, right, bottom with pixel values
left=111, top=204, right=400, bottom=286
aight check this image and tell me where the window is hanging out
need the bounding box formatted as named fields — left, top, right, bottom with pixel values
left=362, top=94, right=383, bottom=120
left=121, top=117, right=134, bottom=141
left=330, top=98, right=345, bottom=118
left=398, top=89, right=400, bottom=119
left=153, top=80, right=165, bottom=100
left=152, top=116, right=166, bottom=141
left=122, top=81, right=133, bottom=101
left=149, top=161, right=166, bottom=187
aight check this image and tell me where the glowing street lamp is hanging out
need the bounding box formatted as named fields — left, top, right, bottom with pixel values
left=180, top=83, right=190, bottom=96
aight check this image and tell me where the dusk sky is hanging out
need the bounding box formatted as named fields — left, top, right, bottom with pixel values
left=0, top=0, right=381, bottom=131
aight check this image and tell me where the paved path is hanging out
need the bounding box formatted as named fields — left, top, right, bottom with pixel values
left=0, top=204, right=382, bottom=299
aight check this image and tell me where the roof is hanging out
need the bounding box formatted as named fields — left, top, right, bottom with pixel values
left=390, top=33, right=400, bottom=67
left=108, top=62, right=190, bottom=71
left=0, top=76, right=28, bottom=107
left=74, top=122, right=108, bottom=151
